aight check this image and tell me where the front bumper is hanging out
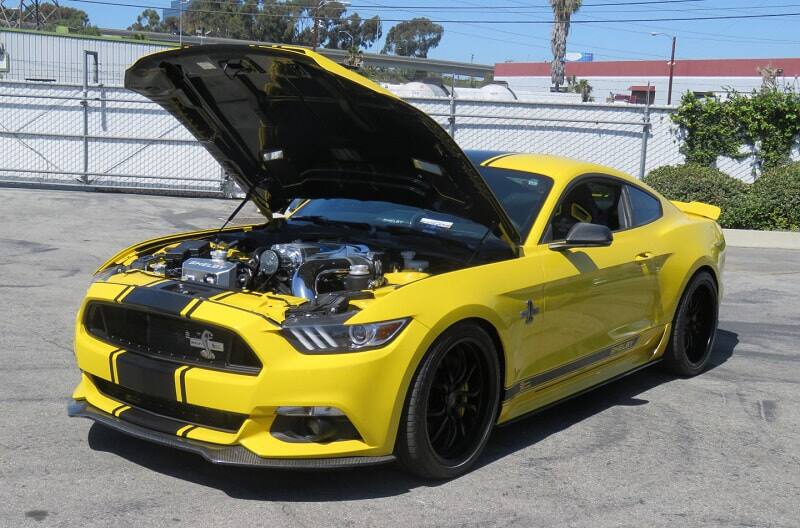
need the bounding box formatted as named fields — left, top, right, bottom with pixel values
left=68, top=400, right=395, bottom=469
left=72, top=279, right=432, bottom=463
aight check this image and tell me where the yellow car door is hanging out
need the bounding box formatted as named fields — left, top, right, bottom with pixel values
left=518, top=177, right=661, bottom=392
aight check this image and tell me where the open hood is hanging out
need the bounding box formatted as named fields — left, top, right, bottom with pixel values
left=124, top=44, right=520, bottom=246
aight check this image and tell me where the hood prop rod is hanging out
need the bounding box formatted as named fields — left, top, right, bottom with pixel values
left=216, top=179, right=262, bottom=238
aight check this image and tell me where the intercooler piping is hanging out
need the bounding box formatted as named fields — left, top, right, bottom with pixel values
left=290, top=258, right=353, bottom=300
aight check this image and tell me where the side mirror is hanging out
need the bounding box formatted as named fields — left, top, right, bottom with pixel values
left=549, top=222, right=613, bottom=250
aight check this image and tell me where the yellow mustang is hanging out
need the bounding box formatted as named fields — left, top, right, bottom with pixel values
left=68, top=45, right=725, bottom=479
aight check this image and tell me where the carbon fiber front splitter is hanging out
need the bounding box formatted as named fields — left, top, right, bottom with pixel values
left=68, top=400, right=396, bottom=469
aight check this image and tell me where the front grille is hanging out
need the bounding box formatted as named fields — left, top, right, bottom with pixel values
left=92, top=376, right=247, bottom=432
left=84, top=302, right=261, bottom=374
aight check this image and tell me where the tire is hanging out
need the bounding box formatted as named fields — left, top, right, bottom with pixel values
left=661, top=270, right=719, bottom=376
left=396, top=322, right=501, bottom=480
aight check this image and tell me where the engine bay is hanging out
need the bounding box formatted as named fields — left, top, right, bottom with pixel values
left=124, top=233, right=442, bottom=301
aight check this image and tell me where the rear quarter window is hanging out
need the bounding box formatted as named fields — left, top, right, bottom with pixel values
left=627, top=185, right=662, bottom=227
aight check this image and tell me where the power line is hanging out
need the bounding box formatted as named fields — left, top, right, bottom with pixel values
left=124, top=0, right=800, bottom=13
left=104, top=0, right=714, bottom=10
left=361, top=0, right=667, bottom=60
left=571, top=4, right=800, bottom=45
left=445, top=0, right=796, bottom=56
left=61, top=0, right=800, bottom=24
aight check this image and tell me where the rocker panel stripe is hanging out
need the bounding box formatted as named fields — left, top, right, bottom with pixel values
left=504, top=336, right=639, bottom=402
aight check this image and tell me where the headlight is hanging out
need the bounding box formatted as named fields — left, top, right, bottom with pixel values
left=92, top=265, right=125, bottom=283
left=281, top=318, right=409, bottom=353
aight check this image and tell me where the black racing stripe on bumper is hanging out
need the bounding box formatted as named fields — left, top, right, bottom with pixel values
left=117, top=406, right=186, bottom=435
left=178, top=366, right=191, bottom=403
left=116, top=352, right=179, bottom=401
left=108, top=348, right=124, bottom=383
left=180, top=425, right=197, bottom=438
left=68, top=401, right=397, bottom=469
left=121, top=286, right=195, bottom=316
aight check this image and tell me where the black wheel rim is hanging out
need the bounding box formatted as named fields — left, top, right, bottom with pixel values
left=683, top=285, right=716, bottom=364
left=425, top=338, right=492, bottom=464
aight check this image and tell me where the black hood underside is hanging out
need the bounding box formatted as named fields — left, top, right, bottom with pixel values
left=124, top=45, right=520, bottom=248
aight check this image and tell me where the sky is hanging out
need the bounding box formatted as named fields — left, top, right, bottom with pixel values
left=60, top=0, right=800, bottom=65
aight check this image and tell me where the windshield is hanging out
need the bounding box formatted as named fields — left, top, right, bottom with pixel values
left=287, top=166, right=552, bottom=243
left=288, top=199, right=494, bottom=246
left=475, top=165, right=553, bottom=236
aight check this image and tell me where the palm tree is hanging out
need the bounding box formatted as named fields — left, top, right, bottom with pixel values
left=549, top=0, right=582, bottom=91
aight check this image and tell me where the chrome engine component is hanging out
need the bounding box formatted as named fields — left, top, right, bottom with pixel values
left=258, top=249, right=281, bottom=276
left=182, top=253, right=238, bottom=289
left=400, top=250, right=429, bottom=272
left=165, top=239, right=392, bottom=298
left=270, top=242, right=385, bottom=300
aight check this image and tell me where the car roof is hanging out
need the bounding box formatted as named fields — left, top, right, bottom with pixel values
left=465, top=150, right=638, bottom=187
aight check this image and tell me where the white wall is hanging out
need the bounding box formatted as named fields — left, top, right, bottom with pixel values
left=497, top=75, right=800, bottom=105
left=0, top=30, right=172, bottom=87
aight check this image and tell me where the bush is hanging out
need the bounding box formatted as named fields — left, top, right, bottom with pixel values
left=749, top=162, right=800, bottom=230
left=643, top=164, right=749, bottom=228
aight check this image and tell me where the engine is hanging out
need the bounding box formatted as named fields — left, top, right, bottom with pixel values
left=266, top=242, right=388, bottom=300
left=132, top=239, right=402, bottom=300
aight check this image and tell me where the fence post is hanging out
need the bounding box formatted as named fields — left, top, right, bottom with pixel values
left=448, top=72, right=456, bottom=138
left=638, top=87, right=651, bottom=179
left=82, top=51, right=98, bottom=184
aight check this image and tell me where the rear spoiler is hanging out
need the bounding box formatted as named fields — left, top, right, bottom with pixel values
left=671, top=200, right=721, bottom=221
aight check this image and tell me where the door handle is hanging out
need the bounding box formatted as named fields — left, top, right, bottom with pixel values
left=634, top=251, right=654, bottom=262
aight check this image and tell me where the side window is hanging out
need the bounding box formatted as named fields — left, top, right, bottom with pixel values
left=627, top=185, right=662, bottom=227
left=550, top=179, right=625, bottom=241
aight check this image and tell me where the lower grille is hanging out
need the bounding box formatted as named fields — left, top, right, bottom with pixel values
left=92, top=375, right=247, bottom=433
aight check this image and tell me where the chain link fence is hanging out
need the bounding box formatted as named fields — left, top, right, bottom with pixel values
left=0, top=81, right=228, bottom=195
left=0, top=29, right=778, bottom=196
left=408, top=97, right=653, bottom=178
left=1, top=78, right=766, bottom=198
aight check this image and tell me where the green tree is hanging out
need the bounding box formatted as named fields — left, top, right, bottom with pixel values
left=549, top=0, right=582, bottom=90
left=33, top=4, right=99, bottom=35
left=250, top=0, right=303, bottom=43
left=381, top=17, right=443, bottom=58
left=128, top=9, right=162, bottom=32
left=567, top=75, right=593, bottom=102
left=333, top=13, right=382, bottom=50
left=163, top=0, right=376, bottom=48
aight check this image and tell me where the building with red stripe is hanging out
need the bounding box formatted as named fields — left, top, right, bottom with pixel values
left=494, top=58, right=800, bottom=105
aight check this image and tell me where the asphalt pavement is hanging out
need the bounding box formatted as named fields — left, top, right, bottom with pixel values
left=1, top=187, right=798, bottom=528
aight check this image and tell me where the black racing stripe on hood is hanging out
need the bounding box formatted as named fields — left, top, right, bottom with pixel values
left=121, top=286, right=194, bottom=316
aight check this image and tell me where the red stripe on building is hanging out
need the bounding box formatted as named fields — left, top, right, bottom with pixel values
left=494, top=58, right=800, bottom=77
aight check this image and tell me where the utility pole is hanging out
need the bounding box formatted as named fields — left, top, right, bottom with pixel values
left=667, top=35, right=676, bottom=105
left=651, top=32, right=677, bottom=105
left=179, top=0, right=183, bottom=47
left=311, top=0, right=322, bottom=50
